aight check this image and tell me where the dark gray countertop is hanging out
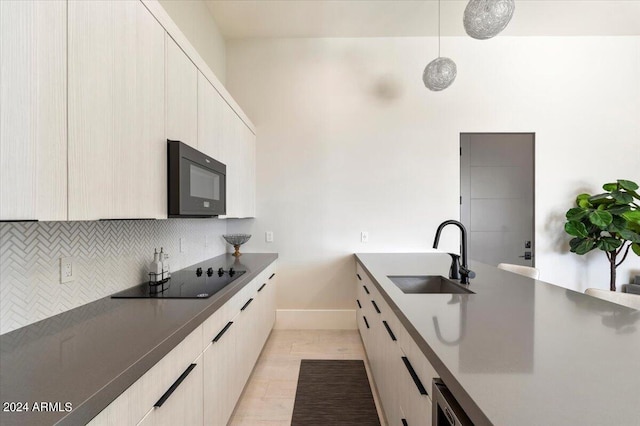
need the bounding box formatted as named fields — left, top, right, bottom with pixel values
left=355, top=253, right=640, bottom=426
left=0, top=253, right=278, bottom=426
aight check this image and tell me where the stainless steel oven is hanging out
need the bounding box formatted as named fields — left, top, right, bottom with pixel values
left=433, top=379, right=473, bottom=426
left=168, top=140, right=226, bottom=217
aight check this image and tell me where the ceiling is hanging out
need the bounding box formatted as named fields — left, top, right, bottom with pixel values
left=205, top=0, right=640, bottom=39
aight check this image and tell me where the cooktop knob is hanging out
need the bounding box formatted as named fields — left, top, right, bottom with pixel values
left=229, top=267, right=235, bottom=276
left=218, top=267, right=224, bottom=277
left=207, top=267, right=214, bottom=277
left=196, top=267, right=203, bottom=277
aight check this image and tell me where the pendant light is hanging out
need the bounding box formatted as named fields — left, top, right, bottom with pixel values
left=423, top=0, right=457, bottom=91
left=463, top=0, right=515, bottom=40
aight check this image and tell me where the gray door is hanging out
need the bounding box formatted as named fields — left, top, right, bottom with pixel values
left=460, top=133, right=535, bottom=267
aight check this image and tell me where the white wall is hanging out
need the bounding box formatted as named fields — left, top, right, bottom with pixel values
left=158, top=0, right=226, bottom=83
left=226, top=36, right=640, bottom=313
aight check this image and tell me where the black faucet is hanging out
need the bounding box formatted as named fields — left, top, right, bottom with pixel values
left=432, top=220, right=476, bottom=284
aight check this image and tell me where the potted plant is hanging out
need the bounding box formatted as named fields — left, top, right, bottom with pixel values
left=564, top=179, right=640, bottom=291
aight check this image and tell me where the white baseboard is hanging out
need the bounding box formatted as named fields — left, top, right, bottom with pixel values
left=275, top=309, right=356, bottom=330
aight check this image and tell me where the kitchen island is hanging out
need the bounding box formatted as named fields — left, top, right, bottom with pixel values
left=355, top=253, right=640, bottom=426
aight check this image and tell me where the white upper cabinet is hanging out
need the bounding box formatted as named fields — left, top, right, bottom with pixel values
left=166, top=37, right=197, bottom=148
left=197, top=71, right=224, bottom=160
left=241, top=124, right=257, bottom=218
left=220, top=104, right=240, bottom=218
left=219, top=104, right=256, bottom=219
left=198, top=69, right=258, bottom=219
left=2, top=0, right=255, bottom=222
left=68, top=0, right=166, bottom=220
left=0, top=0, right=67, bottom=221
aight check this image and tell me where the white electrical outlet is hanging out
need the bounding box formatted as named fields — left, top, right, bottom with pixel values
left=180, top=238, right=186, bottom=253
left=265, top=231, right=274, bottom=243
left=60, top=257, right=74, bottom=283
left=361, top=231, right=369, bottom=243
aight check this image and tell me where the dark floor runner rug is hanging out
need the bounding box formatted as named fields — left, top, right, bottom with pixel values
left=291, top=359, right=381, bottom=426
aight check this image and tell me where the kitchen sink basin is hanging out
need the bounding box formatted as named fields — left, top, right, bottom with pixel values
left=387, top=275, right=474, bottom=294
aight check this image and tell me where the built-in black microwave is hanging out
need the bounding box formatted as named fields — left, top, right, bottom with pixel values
left=168, top=140, right=226, bottom=217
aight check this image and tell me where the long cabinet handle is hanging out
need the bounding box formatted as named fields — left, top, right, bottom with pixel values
left=269, top=273, right=276, bottom=280
left=382, top=320, right=396, bottom=341
left=402, top=356, right=428, bottom=396
left=363, top=285, right=370, bottom=294
left=258, top=283, right=267, bottom=292
left=363, top=316, right=370, bottom=329
left=371, top=300, right=381, bottom=314
left=213, top=321, right=233, bottom=342
left=356, top=273, right=362, bottom=281
left=240, top=298, right=254, bottom=311
left=356, top=299, right=362, bottom=309
left=154, top=363, right=197, bottom=407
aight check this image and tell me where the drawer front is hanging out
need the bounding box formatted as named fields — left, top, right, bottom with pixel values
left=397, top=345, right=433, bottom=426
left=137, top=353, right=204, bottom=426
left=397, top=324, right=438, bottom=400
left=202, top=300, right=233, bottom=351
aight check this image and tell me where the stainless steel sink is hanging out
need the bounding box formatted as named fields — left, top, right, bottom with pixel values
left=387, top=275, right=475, bottom=294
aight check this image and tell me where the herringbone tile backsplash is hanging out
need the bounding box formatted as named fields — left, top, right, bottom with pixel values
left=0, top=219, right=228, bottom=334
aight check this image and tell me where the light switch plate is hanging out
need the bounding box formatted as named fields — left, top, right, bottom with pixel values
left=60, top=257, right=74, bottom=283
left=265, top=231, right=274, bottom=243
left=361, top=231, right=369, bottom=243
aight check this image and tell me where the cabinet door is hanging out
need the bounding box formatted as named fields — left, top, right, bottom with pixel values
left=252, top=265, right=276, bottom=356
left=239, top=123, right=257, bottom=218
left=137, top=353, right=203, bottom=426
left=398, top=345, right=433, bottom=426
left=218, top=105, right=256, bottom=219
left=68, top=0, right=165, bottom=220
left=263, top=265, right=277, bottom=338
left=0, top=0, right=67, bottom=221
left=379, top=315, right=403, bottom=425
left=397, top=321, right=439, bottom=399
left=234, top=283, right=259, bottom=390
left=166, top=36, right=197, bottom=147
left=203, top=314, right=238, bottom=426
left=197, top=71, right=224, bottom=160
left=219, top=103, right=240, bottom=217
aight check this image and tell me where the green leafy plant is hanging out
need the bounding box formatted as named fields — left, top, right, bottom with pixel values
left=564, top=179, right=640, bottom=291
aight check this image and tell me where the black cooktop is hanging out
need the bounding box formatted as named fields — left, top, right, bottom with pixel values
left=111, top=264, right=245, bottom=299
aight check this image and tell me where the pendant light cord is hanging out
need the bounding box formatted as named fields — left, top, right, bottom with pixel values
left=438, top=0, right=441, bottom=57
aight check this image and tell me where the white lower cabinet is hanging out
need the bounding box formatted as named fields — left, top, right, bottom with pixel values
left=259, top=269, right=277, bottom=345
left=203, top=311, right=237, bottom=426
left=356, top=263, right=434, bottom=426
left=90, top=261, right=277, bottom=426
left=397, top=345, right=433, bottom=426
left=137, top=353, right=204, bottom=426
left=203, top=262, right=276, bottom=425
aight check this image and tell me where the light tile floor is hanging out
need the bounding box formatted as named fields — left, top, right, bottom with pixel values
left=229, top=329, right=385, bottom=426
